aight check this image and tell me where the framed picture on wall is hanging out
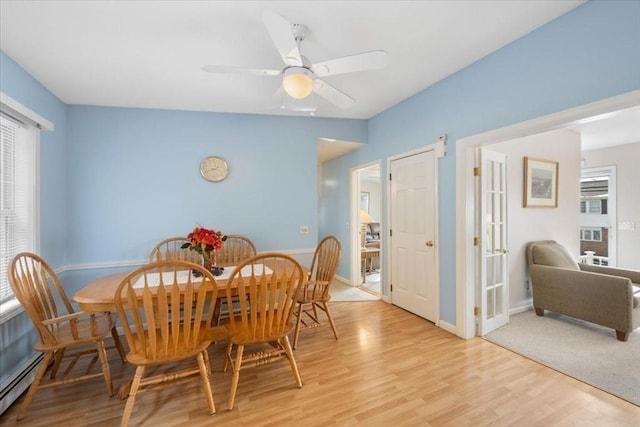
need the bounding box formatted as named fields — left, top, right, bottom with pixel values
left=360, top=192, right=370, bottom=212
left=523, top=157, right=559, bottom=208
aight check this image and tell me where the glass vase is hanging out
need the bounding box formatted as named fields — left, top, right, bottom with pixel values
left=202, top=250, right=223, bottom=276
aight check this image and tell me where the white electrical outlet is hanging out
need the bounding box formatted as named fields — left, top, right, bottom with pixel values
left=300, top=225, right=309, bottom=234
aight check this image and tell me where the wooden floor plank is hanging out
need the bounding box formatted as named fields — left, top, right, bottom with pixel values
left=1, top=301, right=638, bottom=426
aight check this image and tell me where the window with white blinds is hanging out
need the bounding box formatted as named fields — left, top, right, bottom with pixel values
left=0, top=114, right=36, bottom=308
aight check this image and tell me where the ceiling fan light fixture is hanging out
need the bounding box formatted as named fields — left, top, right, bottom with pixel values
left=282, top=67, right=314, bottom=99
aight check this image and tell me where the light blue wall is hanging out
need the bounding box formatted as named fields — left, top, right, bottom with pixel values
left=321, top=0, right=640, bottom=325
left=0, top=51, right=68, bottom=267
left=65, top=106, right=366, bottom=265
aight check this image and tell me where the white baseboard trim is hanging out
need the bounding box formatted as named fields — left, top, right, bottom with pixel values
left=334, top=273, right=390, bottom=303
left=438, top=319, right=458, bottom=336
left=63, top=259, right=148, bottom=272
left=333, top=274, right=352, bottom=285
left=0, top=353, right=42, bottom=416
left=60, top=248, right=316, bottom=274
left=510, top=303, right=533, bottom=316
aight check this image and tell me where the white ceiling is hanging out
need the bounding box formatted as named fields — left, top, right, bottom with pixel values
left=0, top=0, right=584, bottom=120
left=2, top=1, right=636, bottom=162
left=570, top=106, right=640, bottom=152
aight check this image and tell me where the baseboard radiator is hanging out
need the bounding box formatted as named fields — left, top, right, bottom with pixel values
left=0, top=353, right=41, bottom=416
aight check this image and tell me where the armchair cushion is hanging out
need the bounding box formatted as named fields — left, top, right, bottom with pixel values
left=366, top=223, right=381, bottom=242
left=364, top=223, right=381, bottom=269
left=531, top=243, right=579, bottom=270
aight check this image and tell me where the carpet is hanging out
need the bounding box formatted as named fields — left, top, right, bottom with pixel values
left=361, top=272, right=381, bottom=294
left=330, top=281, right=379, bottom=301
left=485, top=310, right=640, bottom=406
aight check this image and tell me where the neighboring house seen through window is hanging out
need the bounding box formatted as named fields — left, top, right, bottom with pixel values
left=580, top=199, right=607, bottom=214
left=580, top=227, right=602, bottom=242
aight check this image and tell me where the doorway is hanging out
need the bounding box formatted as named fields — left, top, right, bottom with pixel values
left=350, top=162, right=382, bottom=297
left=455, top=91, right=639, bottom=339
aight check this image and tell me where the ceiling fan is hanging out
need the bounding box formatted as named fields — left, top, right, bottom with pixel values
left=202, top=11, right=389, bottom=110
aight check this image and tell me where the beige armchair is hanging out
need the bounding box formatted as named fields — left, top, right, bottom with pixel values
left=364, top=222, right=381, bottom=270
left=527, top=240, right=640, bottom=341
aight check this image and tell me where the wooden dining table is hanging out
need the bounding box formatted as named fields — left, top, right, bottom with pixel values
left=73, top=259, right=304, bottom=399
left=73, top=259, right=307, bottom=313
left=74, top=271, right=228, bottom=313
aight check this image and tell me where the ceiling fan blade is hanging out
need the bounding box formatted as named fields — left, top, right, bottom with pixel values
left=313, top=79, right=354, bottom=109
left=311, top=50, right=389, bottom=77
left=201, top=65, right=281, bottom=76
left=262, top=10, right=303, bottom=67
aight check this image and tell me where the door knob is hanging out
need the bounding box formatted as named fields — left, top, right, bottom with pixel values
left=499, top=249, right=510, bottom=254
left=425, top=241, right=434, bottom=247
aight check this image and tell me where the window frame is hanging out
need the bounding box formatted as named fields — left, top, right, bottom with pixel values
left=580, top=198, right=603, bottom=215
left=0, top=93, right=51, bottom=323
left=580, top=227, right=602, bottom=242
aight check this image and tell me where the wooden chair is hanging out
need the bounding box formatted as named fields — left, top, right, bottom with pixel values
left=7, top=252, right=126, bottom=421
left=148, top=236, right=200, bottom=263
left=215, top=234, right=257, bottom=267
left=215, top=234, right=257, bottom=324
left=114, top=260, right=224, bottom=426
left=292, top=236, right=342, bottom=349
left=223, top=253, right=305, bottom=410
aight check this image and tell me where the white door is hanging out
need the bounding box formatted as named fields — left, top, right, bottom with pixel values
left=477, top=148, right=509, bottom=335
left=390, top=150, right=437, bottom=322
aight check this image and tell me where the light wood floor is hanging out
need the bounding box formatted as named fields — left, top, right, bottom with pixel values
left=2, top=301, right=639, bottom=426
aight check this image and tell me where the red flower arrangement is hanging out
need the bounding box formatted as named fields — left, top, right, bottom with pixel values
left=181, top=226, right=227, bottom=256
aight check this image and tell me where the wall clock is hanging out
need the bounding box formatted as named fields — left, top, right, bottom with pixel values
left=200, top=156, right=228, bottom=182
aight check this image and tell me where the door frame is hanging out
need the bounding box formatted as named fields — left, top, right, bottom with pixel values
left=580, top=165, right=617, bottom=266
left=387, top=144, right=440, bottom=324
left=455, top=90, right=640, bottom=339
left=350, top=160, right=383, bottom=293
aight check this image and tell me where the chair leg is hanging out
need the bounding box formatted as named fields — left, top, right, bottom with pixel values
left=223, top=342, right=233, bottom=372
left=121, top=365, right=145, bottom=427
left=203, top=347, right=212, bottom=376
left=616, top=330, right=629, bottom=341
left=227, top=344, right=244, bottom=410
left=282, top=336, right=302, bottom=388
left=111, top=326, right=127, bottom=363
left=292, top=303, right=304, bottom=349
left=196, top=351, right=216, bottom=415
left=212, top=298, right=222, bottom=326
left=96, top=339, right=114, bottom=397
left=50, top=349, right=65, bottom=379
left=323, top=302, right=339, bottom=340
left=16, top=351, right=54, bottom=421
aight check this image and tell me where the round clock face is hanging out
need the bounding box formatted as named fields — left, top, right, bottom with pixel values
left=200, top=156, right=228, bottom=182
